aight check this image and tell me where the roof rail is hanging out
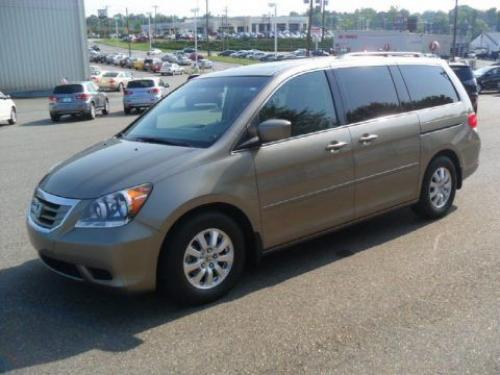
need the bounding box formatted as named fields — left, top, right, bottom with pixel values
left=341, top=51, right=435, bottom=58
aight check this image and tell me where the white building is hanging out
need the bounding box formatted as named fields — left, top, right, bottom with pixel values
left=470, top=32, right=500, bottom=53
left=0, top=0, right=89, bottom=95
left=335, top=30, right=454, bottom=56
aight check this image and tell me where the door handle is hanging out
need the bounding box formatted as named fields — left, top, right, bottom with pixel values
left=325, top=141, right=348, bottom=152
left=359, top=134, right=378, bottom=144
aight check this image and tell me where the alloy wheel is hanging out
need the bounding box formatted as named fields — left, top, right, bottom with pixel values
left=429, top=167, right=452, bottom=209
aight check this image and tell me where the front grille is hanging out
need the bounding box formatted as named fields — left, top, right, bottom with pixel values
left=29, top=190, right=77, bottom=230
left=40, top=254, right=82, bottom=279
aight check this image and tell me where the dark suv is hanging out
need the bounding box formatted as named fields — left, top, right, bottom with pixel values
left=450, top=62, right=478, bottom=112
left=49, top=82, right=109, bottom=122
left=474, top=65, right=500, bottom=93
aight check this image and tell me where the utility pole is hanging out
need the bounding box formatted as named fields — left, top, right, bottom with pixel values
left=451, top=0, right=459, bottom=60
left=206, top=0, right=210, bottom=56
left=192, top=8, right=199, bottom=69
left=321, top=0, right=326, bottom=43
left=306, top=0, right=313, bottom=56
left=148, top=12, right=152, bottom=50
left=126, top=8, right=131, bottom=57
left=153, top=5, right=158, bottom=43
left=269, top=3, right=278, bottom=58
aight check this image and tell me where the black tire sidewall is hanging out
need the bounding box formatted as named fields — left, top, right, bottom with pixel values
left=417, top=156, right=457, bottom=219
left=158, top=212, right=246, bottom=305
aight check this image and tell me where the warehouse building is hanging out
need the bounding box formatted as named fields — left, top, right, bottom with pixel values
left=0, top=0, right=88, bottom=96
left=470, top=32, right=500, bottom=53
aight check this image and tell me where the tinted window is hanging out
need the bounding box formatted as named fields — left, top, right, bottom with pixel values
left=103, top=72, right=119, bottom=78
left=259, top=71, right=337, bottom=137
left=123, top=76, right=269, bottom=148
left=53, top=84, right=83, bottom=94
left=399, top=65, right=459, bottom=110
left=451, top=65, right=473, bottom=81
left=335, top=66, right=400, bottom=124
left=127, top=80, right=155, bottom=88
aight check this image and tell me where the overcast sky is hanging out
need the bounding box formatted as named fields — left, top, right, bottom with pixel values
left=85, top=0, right=499, bottom=18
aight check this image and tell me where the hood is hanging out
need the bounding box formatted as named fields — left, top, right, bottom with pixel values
left=40, top=138, right=202, bottom=199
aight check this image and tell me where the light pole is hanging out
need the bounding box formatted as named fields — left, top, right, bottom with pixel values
left=269, top=3, right=278, bottom=58
left=305, top=0, right=313, bottom=56
left=451, top=0, right=459, bottom=60
left=192, top=8, right=199, bottom=69
left=153, top=5, right=158, bottom=42
left=147, top=13, right=152, bottom=50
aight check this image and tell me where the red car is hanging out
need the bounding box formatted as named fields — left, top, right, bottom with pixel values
left=152, top=61, right=163, bottom=73
left=188, top=52, right=204, bottom=61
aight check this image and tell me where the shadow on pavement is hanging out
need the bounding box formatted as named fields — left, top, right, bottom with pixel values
left=0, top=206, right=442, bottom=372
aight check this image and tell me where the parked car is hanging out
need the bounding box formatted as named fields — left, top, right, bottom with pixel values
left=112, top=54, right=127, bottom=65
left=160, top=62, right=185, bottom=75
left=28, top=57, right=480, bottom=305
left=219, top=49, right=236, bottom=56
left=183, top=47, right=196, bottom=54
left=450, top=61, right=478, bottom=112
left=144, top=58, right=162, bottom=72
left=176, top=56, right=192, bottom=66
left=133, top=58, right=145, bottom=70
left=188, top=52, right=204, bottom=61
left=123, top=77, right=169, bottom=114
left=197, top=59, right=214, bottom=69
left=98, top=71, right=133, bottom=92
left=89, top=65, right=102, bottom=84
left=147, top=48, right=162, bottom=56
left=311, top=49, right=330, bottom=57
left=474, top=65, right=500, bottom=93
left=91, top=45, right=100, bottom=51
left=0, top=91, right=16, bottom=125
left=161, top=53, right=178, bottom=63
left=48, top=82, right=109, bottom=122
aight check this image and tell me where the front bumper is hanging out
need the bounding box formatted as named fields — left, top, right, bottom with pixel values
left=26, top=192, right=164, bottom=293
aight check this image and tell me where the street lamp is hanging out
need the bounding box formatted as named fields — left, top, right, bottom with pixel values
left=269, top=3, right=278, bottom=58
left=147, top=12, right=152, bottom=50
left=191, top=8, right=199, bottom=69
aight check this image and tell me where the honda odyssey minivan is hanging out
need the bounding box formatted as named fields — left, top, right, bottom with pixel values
left=27, top=57, right=480, bottom=305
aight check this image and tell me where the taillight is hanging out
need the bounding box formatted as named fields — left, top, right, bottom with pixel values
left=149, top=88, right=160, bottom=95
left=76, top=93, right=91, bottom=101
left=48, top=96, right=57, bottom=103
left=468, top=113, right=478, bottom=129
left=109, top=79, right=116, bottom=84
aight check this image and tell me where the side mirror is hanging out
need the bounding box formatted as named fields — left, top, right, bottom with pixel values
left=257, top=119, right=291, bottom=143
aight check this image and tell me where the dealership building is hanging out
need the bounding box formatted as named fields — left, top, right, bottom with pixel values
left=144, top=15, right=308, bottom=35
left=334, top=30, right=454, bottom=56
left=0, top=0, right=88, bottom=96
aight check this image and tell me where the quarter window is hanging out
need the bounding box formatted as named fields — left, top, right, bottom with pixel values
left=259, top=71, right=337, bottom=138
left=335, top=66, right=400, bottom=124
left=399, top=65, right=459, bottom=110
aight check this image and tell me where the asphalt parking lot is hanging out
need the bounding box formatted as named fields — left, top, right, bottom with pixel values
left=0, top=80, right=499, bottom=372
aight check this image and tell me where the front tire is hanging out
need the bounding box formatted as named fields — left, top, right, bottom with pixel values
left=87, top=103, right=96, bottom=120
left=8, top=107, right=16, bottom=125
left=413, top=156, right=457, bottom=219
left=102, top=99, right=109, bottom=115
left=157, top=212, right=246, bottom=306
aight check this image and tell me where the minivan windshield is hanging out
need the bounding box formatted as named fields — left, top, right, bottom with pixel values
left=122, top=76, right=269, bottom=148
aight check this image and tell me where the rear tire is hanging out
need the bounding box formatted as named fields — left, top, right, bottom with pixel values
left=8, top=107, right=16, bottom=125
left=102, top=99, right=109, bottom=115
left=50, top=113, right=59, bottom=122
left=413, top=156, right=457, bottom=220
left=87, top=103, right=96, bottom=120
left=157, top=211, right=246, bottom=306
left=124, top=106, right=131, bottom=115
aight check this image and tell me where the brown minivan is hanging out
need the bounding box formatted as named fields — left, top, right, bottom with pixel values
left=27, top=57, right=480, bottom=305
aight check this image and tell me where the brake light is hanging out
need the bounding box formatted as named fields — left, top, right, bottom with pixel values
left=48, top=96, right=57, bottom=103
left=149, top=88, right=160, bottom=95
left=76, top=93, right=91, bottom=101
left=467, top=113, right=478, bottom=129
left=109, top=79, right=116, bottom=84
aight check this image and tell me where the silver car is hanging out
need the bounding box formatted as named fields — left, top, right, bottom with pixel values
left=123, top=77, right=169, bottom=114
left=28, top=57, right=480, bottom=305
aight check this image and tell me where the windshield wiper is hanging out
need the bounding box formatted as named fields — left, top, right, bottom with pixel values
left=129, top=136, right=193, bottom=148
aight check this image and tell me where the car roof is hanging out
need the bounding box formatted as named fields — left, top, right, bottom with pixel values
left=201, top=56, right=448, bottom=79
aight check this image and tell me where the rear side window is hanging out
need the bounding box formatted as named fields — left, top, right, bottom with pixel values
left=451, top=65, right=473, bottom=81
left=128, top=80, right=155, bottom=88
left=399, top=65, right=459, bottom=110
left=53, top=84, right=83, bottom=94
left=335, top=66, right=400, bottom=124
left=259, top=70, right=338, bottom=137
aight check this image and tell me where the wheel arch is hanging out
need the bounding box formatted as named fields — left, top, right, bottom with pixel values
left=428, top=149, right=463, bottom=189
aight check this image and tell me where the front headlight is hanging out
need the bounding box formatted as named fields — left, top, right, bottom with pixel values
left=75, top=183, right=152, bottom=228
